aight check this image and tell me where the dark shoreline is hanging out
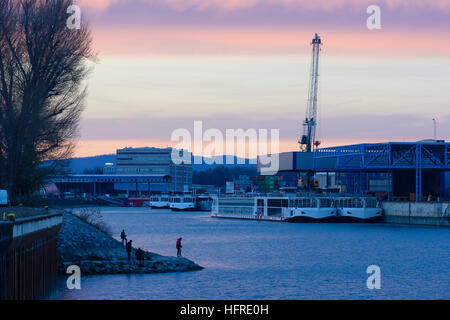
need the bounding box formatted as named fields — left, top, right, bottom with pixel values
left=57, top=211, right=203, bottom=275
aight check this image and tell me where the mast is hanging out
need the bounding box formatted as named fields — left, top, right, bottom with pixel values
left=299, top=33, right=322, bottom=152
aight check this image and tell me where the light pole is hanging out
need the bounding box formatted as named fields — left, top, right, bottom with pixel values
left=432, top=118, right=437, bottom=140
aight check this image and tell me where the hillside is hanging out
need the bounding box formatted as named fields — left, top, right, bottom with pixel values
left=69, top=154, right=116, bottom=174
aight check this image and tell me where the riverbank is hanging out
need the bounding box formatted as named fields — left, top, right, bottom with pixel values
left=57, top=212, right=203, bottom=275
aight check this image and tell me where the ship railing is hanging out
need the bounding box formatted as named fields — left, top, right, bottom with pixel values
left=211, top=212, right=283, bottom=221
left=217, top=206, right=254, bottom=214
left=216, top=194, right=261, bottom=198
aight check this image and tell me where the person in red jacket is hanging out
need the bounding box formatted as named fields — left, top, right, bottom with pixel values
left=176, top=238, right=182, bottom=257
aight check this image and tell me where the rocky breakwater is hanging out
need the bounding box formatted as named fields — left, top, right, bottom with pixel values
left=57, top=212, right=203, bottom=275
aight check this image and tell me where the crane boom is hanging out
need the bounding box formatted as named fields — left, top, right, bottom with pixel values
left=300, top=33, right=322, bottom=152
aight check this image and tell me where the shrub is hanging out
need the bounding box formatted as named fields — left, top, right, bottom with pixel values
left=77, top=208, right=112, bottom=236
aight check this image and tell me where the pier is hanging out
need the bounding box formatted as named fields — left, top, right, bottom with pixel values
left=211, top=213, right=284, bottom=222
left=0, top=212, right=62, bottom=300
left=383, top=201, right=450, bottom=227
left=212, top=195, right=450, bottom=227
left=212, top=201, right=450, bottom=227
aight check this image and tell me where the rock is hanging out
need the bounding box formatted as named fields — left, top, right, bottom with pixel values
left=57, top=212, right=203, bottom=275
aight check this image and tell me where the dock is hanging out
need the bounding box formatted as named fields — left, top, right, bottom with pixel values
left=211, top=213, right=284, bottom=222
left=211, top=200, right=450, bottom=227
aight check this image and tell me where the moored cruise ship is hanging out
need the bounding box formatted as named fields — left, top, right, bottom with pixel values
left=212, top=195, right=382, bottom=223
left=335, top=197, right=383, bottom=222
left=276, top=197, right=337, bottom=222
left=212, top=195, right=337, bottom=222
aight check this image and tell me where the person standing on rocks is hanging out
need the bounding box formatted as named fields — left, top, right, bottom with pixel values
left=120, top=229, right=127, bottom=245
left=135, top=248, right=144, bottom=261
left=126, top=240, right=133, bottom=261
left=176, top=238, right=182, bottom=258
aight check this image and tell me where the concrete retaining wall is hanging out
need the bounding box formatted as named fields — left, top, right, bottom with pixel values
left=382, top=202, right=450, bottom=227
left=0, top=213, right=62, bottom=300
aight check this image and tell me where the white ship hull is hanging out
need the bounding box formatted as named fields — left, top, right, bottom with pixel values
left=337, top=207, right=382, bottom=221
left=150, top=201, right=170, bottom=209
left=283, top=207, right=337, bottom=222
left=170, top=202, right=195, bottom=211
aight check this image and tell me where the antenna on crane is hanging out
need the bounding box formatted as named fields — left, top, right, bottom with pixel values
left=299, top=33, right=322, bottom=152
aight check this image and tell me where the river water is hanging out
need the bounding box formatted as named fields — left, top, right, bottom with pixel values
left=56, top=207, right=450, bottom=300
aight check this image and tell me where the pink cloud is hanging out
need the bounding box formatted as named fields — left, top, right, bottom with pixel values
left=76, top=0, right=450, bottom=12
left=91, top=27, right=450, bottom=57
left=76, top=0, right=117, bottom=11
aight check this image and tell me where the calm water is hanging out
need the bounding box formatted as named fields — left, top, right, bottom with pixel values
left=57, top=208, right=450, bottom=300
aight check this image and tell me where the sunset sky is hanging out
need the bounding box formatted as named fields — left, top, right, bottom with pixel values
left=73, top=0, right=450, bottom=157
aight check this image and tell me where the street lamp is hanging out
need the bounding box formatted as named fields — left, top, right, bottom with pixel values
left=432, top=118, right=437, bottom=140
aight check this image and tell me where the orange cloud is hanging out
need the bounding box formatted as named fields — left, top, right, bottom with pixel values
left=75, top=137, right=415, bottom=157
left=75, top=138, right=296, bottom=157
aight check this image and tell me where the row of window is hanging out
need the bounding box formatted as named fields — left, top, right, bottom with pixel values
left=258, top=198, right=378, bottom=208
left=117, top=169, right=169, bottom=173
left=58, top=178, right=169, bottom=183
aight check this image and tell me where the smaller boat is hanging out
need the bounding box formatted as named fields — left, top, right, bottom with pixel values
left=170, top=195, right=195, bottom=211
left=336, top=197, right=383, bottom=222
left=149, top=195, right=170, bottom=209
left=128, top=197, right=150, bottom=207
left=195, top=195, right=214, bottom=211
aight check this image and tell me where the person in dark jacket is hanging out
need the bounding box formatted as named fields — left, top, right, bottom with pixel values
left=176, top=238, right=182, bottom=257
left=120, top=229, right=127, bottom=245
left=135, top=248, right=144, bottom=261
left=126, top=240, right=133, bottom=261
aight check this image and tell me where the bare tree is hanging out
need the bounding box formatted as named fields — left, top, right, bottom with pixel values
left=0, top=0, right=93, bottom=203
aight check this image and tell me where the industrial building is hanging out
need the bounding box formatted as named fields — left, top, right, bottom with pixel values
left=113, top=147, right=192, bottom=191
left=51, top=147, right=192, bottom=196
left=256, top=34, right=450, bottom=202
left=268, top=140, right=450, bottom=202
left=52, top=174, right=172, bottom=196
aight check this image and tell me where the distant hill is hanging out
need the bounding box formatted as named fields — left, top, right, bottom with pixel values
left=68, top=154, right=256, bottom=174
left=193, top=166, right=258, bottom=186
left=69, top=154, right=116, bottom=174
left=192, top=155, right=257, bottom=171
